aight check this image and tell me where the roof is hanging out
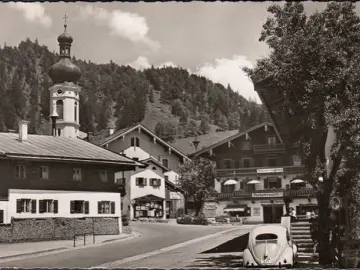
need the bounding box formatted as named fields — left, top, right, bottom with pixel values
left=142, top=156, right=171, bottom=172
left=171, top=130, right=239, bottom=156
left=190, top=122, right=276, bottom=157
left=98, top=124, right=190, bottom=161
left=253, top=76, right=284, bottom=143
left=0, top=133, right=141, bottom=166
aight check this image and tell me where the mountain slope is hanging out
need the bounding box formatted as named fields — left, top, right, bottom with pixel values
left=0, top=38, right=268, bottom=140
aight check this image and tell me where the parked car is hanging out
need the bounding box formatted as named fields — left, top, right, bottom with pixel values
left=243, top=224, right=297, bottom=268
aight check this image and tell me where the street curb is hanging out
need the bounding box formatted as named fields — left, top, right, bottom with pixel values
left=93, top=227, right=245, bottom=268
left=0, top=232, right=141, bottom=264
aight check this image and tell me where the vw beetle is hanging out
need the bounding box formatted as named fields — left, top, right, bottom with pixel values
left=243, top=224, right=297, bottom=268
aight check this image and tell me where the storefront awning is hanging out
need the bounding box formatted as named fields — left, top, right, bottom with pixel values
left=224, top=205, right=247, bottom=212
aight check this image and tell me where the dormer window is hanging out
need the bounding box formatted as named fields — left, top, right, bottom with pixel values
left=131, top=137, right=140, bottom=147
left=57, top=89, right=63, bottom=95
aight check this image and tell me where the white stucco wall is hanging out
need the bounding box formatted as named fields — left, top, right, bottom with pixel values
left=123, top=147, right=152, bottom=160
left=130, top=169, right=165, bottom=200
left=4, top=189, right=121, bottom=225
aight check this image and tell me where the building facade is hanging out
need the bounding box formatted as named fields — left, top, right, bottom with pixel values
left=97, top=124, right=187, bottom=219
left=192, top=122, right=317, bottom=224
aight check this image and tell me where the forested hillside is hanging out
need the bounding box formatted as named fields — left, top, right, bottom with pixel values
left=0, top=38, right=268, bottom=140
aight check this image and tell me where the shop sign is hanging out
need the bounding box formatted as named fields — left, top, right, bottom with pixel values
left=253, top=192, right=283, bottom=198
left=256, top=168, right=284, bottom=174
left=203, top=202, right=217, bottom=210
left=170, top=192, right=181, bottom=200
left=253, top=207, right=261, bottom=216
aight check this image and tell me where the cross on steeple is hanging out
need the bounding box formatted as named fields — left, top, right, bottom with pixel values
left=63, top=14, right=68, bottom=31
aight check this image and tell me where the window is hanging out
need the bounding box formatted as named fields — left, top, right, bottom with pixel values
left=162, top=159, right=169, bottom=168
left=264, top=177, right=282, bottom=189
left=133, top=157, right=139, bottom=161
left=39, top=200, right=58, bottom=213
left=268, top=158, right=277, bottom=167
left=56, top=100, right=64, bottom=120
left=74, top=102, right=78, bottom=122
left=16, top=199, right=36, bottom=213
left=130, top=137, right=140, bottom=147
left=221, top=180, right=236, bottom=193
left=0, top=210, right=3, bottom=224
left=70, top=200, right=89, bottom=214
left=150, top=178, right=161, bottom=187
left=39, top=166, right=49, bottom=180
left=267, top=136, right=276, bottom=145
left=293, top=155, right=302, bottom=166
left=15, top=165, right=26, bottom=178
left=73, top=168, right=82, bottom=181
left=243, top=158, right=251, bottom=168
left=242, top=141, right=252, bottom=150
left=164, top=175, right=169, bottom=181
left=98, top=201, right=115, bottom=214
left=115, top=177, right=126, bottom=185
left=223, top=159, right=232, bottom=169
left=136, top=177, right=147, bottom=186
left=100, top=170, right=108, bottom=182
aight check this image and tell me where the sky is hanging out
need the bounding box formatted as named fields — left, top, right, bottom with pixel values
left=0, top=1, right=352, bottom=103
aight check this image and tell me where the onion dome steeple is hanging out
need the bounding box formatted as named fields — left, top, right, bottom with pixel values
left=49, top=15, right=81, bottom=84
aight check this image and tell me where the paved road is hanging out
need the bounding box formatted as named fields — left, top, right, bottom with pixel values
left=101, top=226, right=252, bottom=269
left=0, top=223, right=234, bottom=268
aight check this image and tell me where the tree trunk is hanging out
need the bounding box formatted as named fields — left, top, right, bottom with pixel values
left=317, top=192, right=333, bottom=265
left=184, top=196, right=188, bottom=215
left=194, top=201, right=202, bottom=216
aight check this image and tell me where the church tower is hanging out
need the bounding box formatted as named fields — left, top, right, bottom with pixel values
left=48, top=15, right=81, bottom=138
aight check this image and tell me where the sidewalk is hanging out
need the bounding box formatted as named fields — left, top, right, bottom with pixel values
left=0, top=232, right=139, bottom=261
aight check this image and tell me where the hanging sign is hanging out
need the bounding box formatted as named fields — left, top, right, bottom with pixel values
left=330, top=196, right=342, bottom=211
left=256, top=168, right=284, bottom=174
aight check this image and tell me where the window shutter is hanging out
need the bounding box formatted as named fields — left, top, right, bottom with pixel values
left=144, top=178, right=147, bottom=186
left=158, top=179, right=161, bottom=186
left=136, top=178, right=139, bottom=186
left=53, top=200, right=58, bottom=213
left=85, top=201, right=89, bottom=214
left=31, top=200, right=37, bottom=213
left=240, top=181, right=244, bottom=190
left=111, top=202, right=115, bottom=214
left=149, top=179, right=153, bottom=186
left=136, top=138, right=140, bottom=147
left=264, top=178, right=269, bottom=189
left=277, top=177, right=282, bottom=188
left=131, top=137, right=134, bottom=146
left=70, top=201, right=75, bottom=214
left=0, top=210, right=3, bottom=224
left=16, top=199, right=22, bottom=213
left=39, top=200, right=45, bottom=213
left=98, top=202, right=102, bottom=214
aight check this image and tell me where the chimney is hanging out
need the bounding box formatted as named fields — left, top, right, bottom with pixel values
left=18, top=120, right=29, bottom=142
left=108, top=128, right=115, bottom=136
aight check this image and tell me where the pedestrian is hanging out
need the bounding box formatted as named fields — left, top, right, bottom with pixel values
left=310, top=214, right=319, bottom=256
left=290, top=207, right=297, bottom=221
left=283, top=184, right=292, bottom=216
left=306, top=209, right=312, bottom=220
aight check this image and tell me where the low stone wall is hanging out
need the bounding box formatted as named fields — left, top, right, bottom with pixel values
left=0, top=217, right=120, bottom=243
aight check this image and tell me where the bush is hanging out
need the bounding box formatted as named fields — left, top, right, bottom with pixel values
left=176, top=208, right=185, bottom=217
left=122, top=215, right=129, bottom=226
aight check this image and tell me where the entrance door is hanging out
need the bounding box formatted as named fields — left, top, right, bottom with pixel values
left=263, top=205, right=284, bottom=223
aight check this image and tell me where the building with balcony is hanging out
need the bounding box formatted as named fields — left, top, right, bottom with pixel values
left=191, top=122, right=317, bottom=223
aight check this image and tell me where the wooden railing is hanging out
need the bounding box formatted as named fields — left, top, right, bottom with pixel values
left=215, top=188, right=315, bottom=200
left=216, top=166, right=305, bottom=177
left=253, top=143, right=285, bottom=154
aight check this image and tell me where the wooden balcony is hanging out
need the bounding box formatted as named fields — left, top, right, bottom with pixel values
left=216, top=166, right=305, bottom=177
left=253, top=143, right=285, bottom=154
left=215, top=188, right=315, bottom=200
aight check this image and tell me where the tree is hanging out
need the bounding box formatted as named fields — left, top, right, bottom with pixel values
left=228, top=111, right=241, bottom=130
left=245, top=2, right=360, bottom=265
left=186, top=119, right=198, bottom=137
left=177, top=157, right=216, bottom=216
left=199, top=114, right=211, bottom=134
left=214, top=109, right=229, bottom=130
left=154, top=121, right=177, bottom=143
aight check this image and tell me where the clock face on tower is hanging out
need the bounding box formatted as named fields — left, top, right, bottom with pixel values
left=57, top=89, right=63, bottom=95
